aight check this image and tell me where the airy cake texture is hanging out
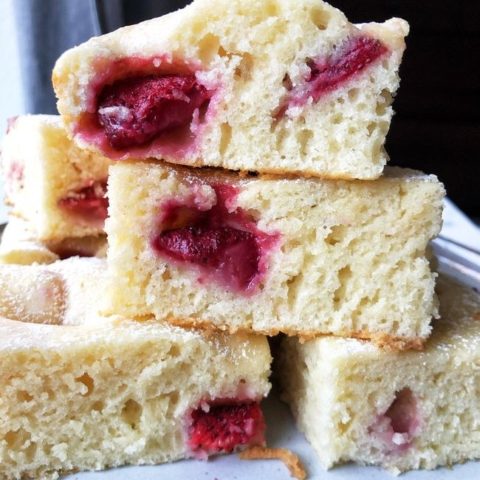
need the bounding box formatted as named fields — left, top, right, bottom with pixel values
left=0, top=258, right=271, bottom=480
left=1, top=115, right=111, bottom=241
left=277, top=275, right=480, bottom=473
left=53, top=0, right=408, bottom=179
left=0, top=218, right=107, bottom=265
left=105, top=161, right=444, bottom=348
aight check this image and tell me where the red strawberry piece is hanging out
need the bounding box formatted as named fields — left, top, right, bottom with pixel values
left=97, top=74, right=210, bottom=150
left=188, top=402, right=266, bottom=456
left=58, top=180, right=108, bottom=224
left=155, top=225, right=259, bottom=291
left=152, top=184, right=278, bottom=294
left=283, top=35, right=389, bottom=112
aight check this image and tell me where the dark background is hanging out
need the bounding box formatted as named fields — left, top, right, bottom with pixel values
left=14, top=0, right=480, bottom=216
left=333, top=1, right=480, bottom=218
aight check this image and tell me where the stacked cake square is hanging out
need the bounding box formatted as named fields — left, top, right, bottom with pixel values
left=1, top=0, right=478, bottom=478
left=0, top=259, right=271, bottom=479
left=104, top=162, right=442, bottom=348
left=52, top=0, right=442, bottom=349
left=277, top=276, right=480, bottom=473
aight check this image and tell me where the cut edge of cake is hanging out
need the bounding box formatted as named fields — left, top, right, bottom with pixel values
left=52, top=0, right=408, bottom=180
left=276, top=273, right=480, bottom=473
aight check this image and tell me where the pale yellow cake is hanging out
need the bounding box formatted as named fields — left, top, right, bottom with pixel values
left=0, top=258, right=271, bottom=480
left=0, top=258, right=109, bottom=326
left=53, top=0, right=408, bottom=180
left=0, top=218, right=58, bottom=265
left=1, top=115, right=111, bottom=241
left=277, top=274, right=480, bottom=473
left=105, top=161, right=444, bottom=348
left=0, top=217, right=107, bottom=265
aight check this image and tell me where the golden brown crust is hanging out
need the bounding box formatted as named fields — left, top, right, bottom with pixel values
left=366, top=332, right=425, bottom=351
left=166, top=316, right=239, bottom=337
left=239, top=446, right=307, bottom=480
left=127, top=157, right=430, bottom=186
left=185, top=159, right=382, bottom=181
left=125, top=158, right=383, bottom=183
left=235, top=165, right=381, bottom=182
left=297, top=329, right=425, bottom=352
left=165, top=316, right=426, bottom=352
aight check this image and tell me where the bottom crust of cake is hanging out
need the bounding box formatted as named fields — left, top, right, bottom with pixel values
left=165, top=315, right=425, bottom=352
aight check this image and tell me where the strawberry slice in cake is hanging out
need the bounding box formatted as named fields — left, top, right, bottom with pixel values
left=187, top=400, right=266, bottom=459
left=0, top=258, right=271, bottom=479
left=277, top=275, right=480, bottom=473
left=53, top=0, right=408, bottom=180
left=1, top=115, right=111, bottom=242
left=105, top=161, right=444, bottom=348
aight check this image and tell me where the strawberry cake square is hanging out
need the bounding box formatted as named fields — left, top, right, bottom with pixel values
left=53, top=0, right=408, bottom=180
left=105, top=161, right=444, bottom=348
left=0, top=258, right=271, bottom=479
left=277, top=275, right=480, bottom=473
left=2, top=115, right=111, bottom=242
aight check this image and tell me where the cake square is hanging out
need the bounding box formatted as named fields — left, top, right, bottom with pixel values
left=53, top=0, right=408, bottom=180
left=0, top=218, right=58, bottom=265
left=105, top=161, right=444, bottom=348
left=0, top=258, right=271, bottom=479
left=0, top=217, right=107, bottom=265
left=277, top=274, right=480, bottom=473
left=1, top=115, right=111, bottom=242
